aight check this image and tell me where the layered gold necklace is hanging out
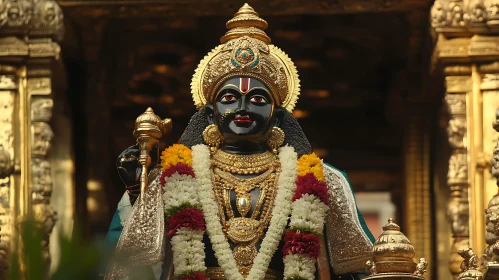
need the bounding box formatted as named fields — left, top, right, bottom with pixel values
left=212, top=149, right=280, bottom=277
left=212, top=149, right=276, bottom=175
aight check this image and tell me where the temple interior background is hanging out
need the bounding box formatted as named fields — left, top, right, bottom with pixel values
left=59, top=0, right=435, bottom=234
left=56, top=0, right=441, bottom=276
left=4, top=0, right=499, bottom=279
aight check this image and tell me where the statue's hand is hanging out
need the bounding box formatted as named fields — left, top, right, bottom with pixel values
left=116, top=144, right=159, bottom=203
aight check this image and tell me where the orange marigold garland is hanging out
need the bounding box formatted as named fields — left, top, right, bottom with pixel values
left=297, top=153, right=325, bottom=182
left=160, top=144, right=193, bottom=170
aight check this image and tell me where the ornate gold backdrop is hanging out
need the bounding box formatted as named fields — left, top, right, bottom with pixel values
left=0, top=0, right=66, bottom=276
left=3, top=0, right=499, bottom=279
left=431, top=0, right=499, bottom=278
left=59, top=0, right=439, bottom=277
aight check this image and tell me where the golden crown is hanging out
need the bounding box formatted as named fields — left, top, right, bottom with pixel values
left=191, top=3, right=300, bottom=112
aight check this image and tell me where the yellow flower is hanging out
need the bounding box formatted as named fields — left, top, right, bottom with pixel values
left=161, top=144, right=193, bottom=170
left=297, top=153, right=325, bottom=182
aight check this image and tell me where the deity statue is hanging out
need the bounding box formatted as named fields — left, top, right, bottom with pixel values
left=104, top=4, right=374, bottom=280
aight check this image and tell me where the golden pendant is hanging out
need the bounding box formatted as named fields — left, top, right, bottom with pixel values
left=236, top=193, right=252, bottom=217
left=233, top=243, right=258, bottom=266
left=227, top=217, right=259, bottom=243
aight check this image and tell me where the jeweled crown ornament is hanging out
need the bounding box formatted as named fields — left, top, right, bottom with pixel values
left=365, top=218, right=428, bottom=279
left=191, top=3, right=300, bottom=112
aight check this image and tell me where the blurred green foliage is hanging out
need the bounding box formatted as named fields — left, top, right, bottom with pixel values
left=8, top=219, right=102, bottom=280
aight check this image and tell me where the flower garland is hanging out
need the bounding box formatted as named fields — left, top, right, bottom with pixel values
left=161, top=144, right=192, bottom=170
left=192, top=144, right=298, bottom=280
left=160, top=144, right=208, bottom=280
left=283, top=153, right=329, bottom=280
left=161, top=144, right=330, bottom=280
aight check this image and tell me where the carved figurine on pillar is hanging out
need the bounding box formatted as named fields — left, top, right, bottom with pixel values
left=482, top=108, right=499, bottom=278
left=31, top=96, right=57, bottom=265
left=451, top=108, right=499, bottom=280
left=445, top=77, right=471, bottom=279
left=457, top=248, right=483, bottom=280
left=482, top=196, right=499, bottom=265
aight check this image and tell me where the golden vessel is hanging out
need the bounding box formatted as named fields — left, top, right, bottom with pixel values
left=365, top=219, right=427, bottom=280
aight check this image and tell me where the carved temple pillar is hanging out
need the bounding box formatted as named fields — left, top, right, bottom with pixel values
left=0, top=0, right=64, bottom=277
left=483, top=107, right=499, bottom=278
left=444, top=70, right=471, bottom=278
left=431, top=0, right=499, bottom=278
left=403, top=103, right=434, bottom=280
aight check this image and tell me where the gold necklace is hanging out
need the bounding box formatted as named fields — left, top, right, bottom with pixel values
left=212, top=164, right=281, bottom=276
left=214, top=167, right=275, bottom=217
left=212, top=149, right=277, bottom=175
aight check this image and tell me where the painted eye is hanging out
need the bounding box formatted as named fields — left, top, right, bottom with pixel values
left=221, top=94, right=237, bottom=102
left=250, top=96, right=267, bottom=103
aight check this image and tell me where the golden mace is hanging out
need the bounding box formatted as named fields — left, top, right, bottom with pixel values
left=133, top=107, right=172, bottom=199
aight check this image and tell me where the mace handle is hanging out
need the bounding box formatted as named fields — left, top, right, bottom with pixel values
left=138, top=149, right=151, bottom=196
left=133, top=107, right=172, bottom=197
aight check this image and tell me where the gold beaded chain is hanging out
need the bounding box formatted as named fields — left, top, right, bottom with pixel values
left=212, top=149, right=277, bottom=175
left=211, top=153, right=281, bottom=277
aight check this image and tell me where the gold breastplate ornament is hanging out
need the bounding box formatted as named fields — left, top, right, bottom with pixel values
left=212, top=149, right=281, bottom=277
left=212, top=149, right=277, bottom=175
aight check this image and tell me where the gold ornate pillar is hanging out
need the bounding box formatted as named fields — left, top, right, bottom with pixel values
left=483, top=107, right=499, bottom=279
left=404, top=105, right=433, bottom=280
left=431, top=0, right=499, bottom=278
left=444, top=70, right=471, bottom=278
left=0, top=0, right=64, bottom=277
left=0, top=68, right=18, bottom=276
left=29, top=68, right=58, bottom=263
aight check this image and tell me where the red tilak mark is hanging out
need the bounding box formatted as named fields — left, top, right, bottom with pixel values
left=240, top=78, right=250, bottom=93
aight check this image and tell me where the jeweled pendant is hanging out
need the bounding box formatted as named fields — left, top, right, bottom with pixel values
left=233, top=243, right=258, bottom=266
left=237, top=194, right=252, bottom=217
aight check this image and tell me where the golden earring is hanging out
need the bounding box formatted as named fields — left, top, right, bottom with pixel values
left=203, top=124, right=223, bottom=152
left=267, top=127, right=285, bottom=154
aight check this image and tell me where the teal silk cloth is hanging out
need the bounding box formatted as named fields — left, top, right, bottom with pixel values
left=106, top=211, right=123, bottom=249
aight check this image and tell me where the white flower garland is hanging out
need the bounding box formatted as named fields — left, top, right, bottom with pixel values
left=162, top=144, right=329, bottom=280
left=283, top=254, right=316, bottom=280
left=171, top=228, right=207, bottom=276
left=162, top=169, right=206, bottom=277
left=192, top=144, right=298, bottom=280
left=288, top=194, right=329, bottom=234
left=162, top=173, right=199, bottom=210
left=284, top=188, right=329, bottom=279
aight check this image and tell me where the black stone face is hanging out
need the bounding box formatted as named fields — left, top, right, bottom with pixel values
left=212, top=77, right=276, bottom=145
